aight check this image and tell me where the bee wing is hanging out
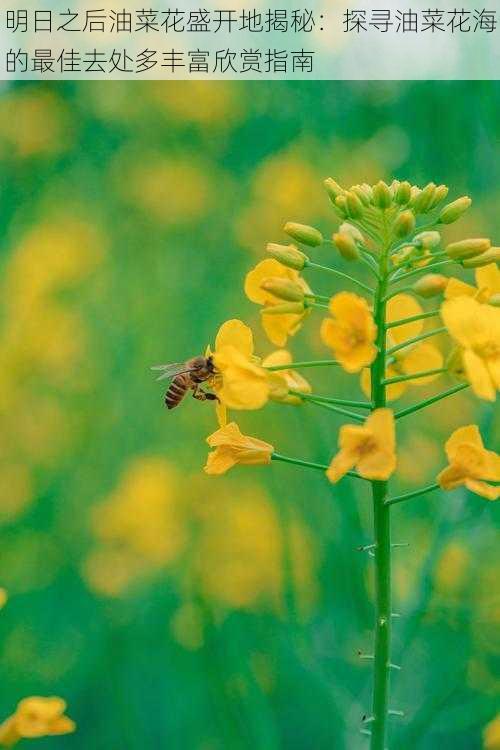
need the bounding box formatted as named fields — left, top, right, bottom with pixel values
left=150, top=362, right=193, bottom=381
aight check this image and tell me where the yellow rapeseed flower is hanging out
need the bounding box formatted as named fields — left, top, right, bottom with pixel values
left=212, top=319, right=270, bottom=410
left=327, top=408, right=396, bottom=482
left=244, top=259, right=311, bottom=347
left=484, top=714, right=500, bottom=749
left=262, top=350, right=311, bottom=405
left=441, top=297, right=500, bottom=401
left=320, top=292, right=377, bottom=373
left=0, top=697, right=75, bottom=746
left=445, top=263, right=500, bottom=304
left=361, top=342, right=443, bottom=401
left=437, top=425, right=500, bottom=500
left=205, top=422, right=274, bottom=475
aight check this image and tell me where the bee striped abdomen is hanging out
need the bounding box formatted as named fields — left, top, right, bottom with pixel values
left=165, top=373, right=191, bottom=410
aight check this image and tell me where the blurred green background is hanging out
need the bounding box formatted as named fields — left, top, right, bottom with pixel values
left=0, top=80, right=499, bottom=750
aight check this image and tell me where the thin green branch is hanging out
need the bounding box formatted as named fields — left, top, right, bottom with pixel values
left=386, top=309, right=441, bottom=329
left=289, top=390, right=372, bottom=409
left=264, top=359, right=341, bottom=372
left=305, top=260, right=374, bottom=295
left=271, top=453, right=368, bottom=482
left=271, top=453, right=328, bottom=471
left=306, top=300, right=329, bottom=310
left=390, top=258, right=455, bottom=285
left=395, top=382, right=470, bottom=420
left=385, top=483, right=440, bottom=507
left=300, top=394, right=366, bottom=422
left=386, top=326, right=447, bottom=356
left=382, top=368, right=447, bottom=386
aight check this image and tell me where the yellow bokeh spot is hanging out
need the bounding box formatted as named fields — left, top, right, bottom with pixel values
left=0, top=90, right=72, bottom=157
left=434, top=542, right=470, bottom=593
left=115, top=152, right=212, bottom=225
left=484, top=715, right=500, bottom=749
left=148, top=81, right=244, bottom=127
left=170, top=603, right=205, bottom=651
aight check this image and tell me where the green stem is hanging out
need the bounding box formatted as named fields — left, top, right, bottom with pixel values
left=369, top=232, right=391, bottom=750
left=305, top=260, right=374, bottom=295
left=385, top=483, right=440, bottom=507
left=300, top=394, right=366, bottom=422
left=271, top=453, right=367, bottom=482
left=289, top=390, right=372, bottom=409
left=386, top=326, right=447, bottom=356
left=390, top=258, right=455, bottom=285
left=386, top=309, right=441, bottom=329
left=306, top=301, right=329, bottom=310
left=395, top=382, right=470, bottom=420
left=382, top=368, right=447, bottom=386
left=264, top=359, right=341, bottom=372
left=271, top=453, right=328, bottom=471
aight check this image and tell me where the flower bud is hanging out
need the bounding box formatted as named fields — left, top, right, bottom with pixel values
left=390, top=179, right=401, bottom=195
left=283, top=222, right=323, bottom=247
left=393, top=209, right=416, bottom=238
left=372, top=180, right=392, bottom=209
left=361, top=183, right=374, bottom=201
left=409, top=186, right=422, bottom=205
left=261, top=302, right=304, bottom=315
left=346, top=191, right=364, bottom=219
left=339, top=222, right=364, bottom=242
left=324, top=178, right=345, bottom=202
left=334, top=195, right=348, bottom=218
left=414, top=230, right=441, bottom=249
left=429, top=184, right=449, bottom=209
left=446, top=238, right=491, bottom=260
left=350, top=185, right=371, bottom=207
left=260, top=278, right=305, bottom=303
left=395, top=181, right=412, bottom=205
left=333, top=231, right=360, bottom=261
left=412, top=274, right=448, bottom=298
left=462, top=246, right=500, bottom=268
left=439, top=196, right=472, bottom=224
left=412, top=182, right=437, bottom=213
left=489, top=293, right=500, bottom=307
left=266, top=242, right=308, bottom=270
left=392, top=246, right=415, bottom=266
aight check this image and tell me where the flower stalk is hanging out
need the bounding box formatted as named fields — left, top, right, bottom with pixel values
left=368, top=236, right=392, bottom=750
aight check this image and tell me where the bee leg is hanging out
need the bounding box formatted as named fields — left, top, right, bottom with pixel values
left=192, top=386, right=207, bottom=402
left=194, top=387, right=219, bottom=403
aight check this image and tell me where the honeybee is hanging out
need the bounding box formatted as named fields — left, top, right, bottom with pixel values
left=151, top=355, right=218, bottom=410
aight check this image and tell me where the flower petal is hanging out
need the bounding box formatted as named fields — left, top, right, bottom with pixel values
left=386, top=294, right=423, bottom=344
left=215, top=319, right=254, bottom=358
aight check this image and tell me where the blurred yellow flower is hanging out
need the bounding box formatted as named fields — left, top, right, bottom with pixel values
left=194, top=484, right=317, bottom=614
left=441, top=297, right=500, bottom=401
left=434, top=542, right=470, bottom=593
left=212, top=319, right=270, bottom=410
left=386, top=293, right=425, bottom=345
left=437, top=425, right=500, bottom=500
left=84, top=457, right=186, bottom=596
left=327, top=408, right=396, bottom=482
left=0, top=697, right=75, bottom=746
left=244, top=259, right=311, bottom=347
left=0, top=91, right=71, bottom=157
left=321, top=292, right=377, bottom=373
left=204, top=422, right=273, bottom=475
left=262, top=350, right=311, bottom=405
left=484, top=714, right=500, bottom=750
left=445, top=263, right=500, bottom=304
left=0, top=589, right=7, bottom=609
